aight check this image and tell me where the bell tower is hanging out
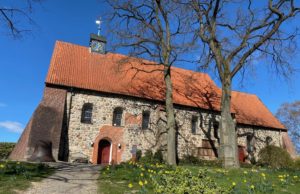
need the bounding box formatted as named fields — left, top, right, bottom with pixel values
left=90, top=34, right=106, bottom=54
left=90, top=18, right=106, bottom=54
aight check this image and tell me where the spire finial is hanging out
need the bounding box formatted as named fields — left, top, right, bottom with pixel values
left=95, top=17, right=102, bottom=36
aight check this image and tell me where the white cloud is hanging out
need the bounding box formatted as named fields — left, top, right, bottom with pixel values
left=0, top=121, right=23, bottom=133
left=0, top=103, right=7, bottom=107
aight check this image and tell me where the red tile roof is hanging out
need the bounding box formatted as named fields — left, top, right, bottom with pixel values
left=231, top=91, right=285, bottom=129
left=46, top=41, right=286, bottom=130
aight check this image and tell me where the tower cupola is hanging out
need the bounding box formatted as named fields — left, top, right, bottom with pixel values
left=89, top=17, right=106, bottom=54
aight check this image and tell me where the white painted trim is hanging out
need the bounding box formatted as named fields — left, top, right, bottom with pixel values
left=109, top=142, right=113, bottom=165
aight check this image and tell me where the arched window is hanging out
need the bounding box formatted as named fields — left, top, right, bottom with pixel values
left=113, top=107, right=123, bottom=126
left=142, top=111, right=150, bottom=129
left=213, top=122, right=219, bottom=139
left=246, top=134, right=254, bottom=153
left=266, top=136, right=273, bottom=146
left=81, top=103, right=93, bottom=124
left=191, top=116, right=198, bottom=134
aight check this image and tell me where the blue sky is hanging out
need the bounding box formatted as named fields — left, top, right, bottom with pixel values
left=0, top=1, right=299, bottom=142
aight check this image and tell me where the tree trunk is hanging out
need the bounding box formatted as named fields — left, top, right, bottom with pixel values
left=219, top=74, right=239, bottom=168
left=164, top=69, right=177, bottom=165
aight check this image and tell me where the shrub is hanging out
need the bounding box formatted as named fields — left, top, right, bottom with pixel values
left=151, top=167, right=229, bottom=194
left=180, top=155, right=200, bottom=165
left=139, top=149, right=165, bottom=163
left=179, top=155, right=222, bottom=167
left=136, top=149, right=142, bottom=161
left=0, top=142, right=15, bottom=160
left=293, top=157, right=300, bottom=170
left=140, top=150, right=153, bottom=163
left=153, top=149, right=164, bottom=163
left=257, top=145, right=293, bottom=169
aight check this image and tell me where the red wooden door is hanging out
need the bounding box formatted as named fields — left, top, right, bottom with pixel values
left=98, top=140, right=111, bottom=164
left=238, top=146, right=245, bottom=162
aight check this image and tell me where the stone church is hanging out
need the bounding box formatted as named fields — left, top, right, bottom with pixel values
left=9, top=34, right=296, bottom=164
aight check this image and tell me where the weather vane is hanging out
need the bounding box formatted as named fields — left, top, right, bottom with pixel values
left=95, top=17, right=102, bottom=36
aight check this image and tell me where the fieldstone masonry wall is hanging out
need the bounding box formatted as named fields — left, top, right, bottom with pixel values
left=66, top=90, right=283, bottom=163
left=237, top=126, right=282, bottom=159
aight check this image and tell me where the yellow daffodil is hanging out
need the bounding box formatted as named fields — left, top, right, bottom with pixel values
left=251, top=169, right=258, bottom=173
left=232, top=182, right=236, bottom=186
left=250, top=185, right=255, bottom=189
left=139, top=181, right=144, bottom=186
left=0, top=164, right=5, bottom=168
left=261, top=173, right=266, bottom=177
left=280, top=178, right=284, bottom=182
left=243, top=171, right=248, bottom=174
left=278, top=175, right=283, bottom=178
left=144, top=180, right=148, bottom=185
left=293, top=176, right=298, bottom=179
left=140, top=173, right=144, bottom=177
left=128, top=183, right=133, bottom=188
left=243, top=179, right=247, bottom=183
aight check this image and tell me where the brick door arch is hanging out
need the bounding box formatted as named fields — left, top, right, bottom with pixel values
left=98, top=139, right=111, bottom=164
left=91, top=125, right=124, bottom=164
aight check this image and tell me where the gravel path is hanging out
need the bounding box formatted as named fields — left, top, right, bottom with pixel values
left=19, top=162, right=101, bottom=194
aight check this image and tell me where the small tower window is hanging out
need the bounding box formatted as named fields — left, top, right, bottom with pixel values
left=191, top=116, right=198, bottom=134
left=113, top=107, right=123, bottom=126
left=142, top=111, right=150, bottom=129
left=81, top=103, right=93, bottom=124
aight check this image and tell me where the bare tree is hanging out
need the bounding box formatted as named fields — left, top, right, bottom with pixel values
left=105, top=0, right=194, bottom=165
left=188, top=0, right=300, bottom=167
left=276, top=101, right=300, bottom=154
left=0, top=1, right=41, bottom=38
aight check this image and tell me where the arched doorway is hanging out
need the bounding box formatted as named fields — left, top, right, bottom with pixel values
left=98, top=139, right=111, bottom=164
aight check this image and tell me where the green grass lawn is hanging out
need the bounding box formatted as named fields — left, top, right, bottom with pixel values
left=186, top=165, right=300, bottom=194
left=98, top=162, right=300, bottom=194
left=0, top=161, right=53, bottom=194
